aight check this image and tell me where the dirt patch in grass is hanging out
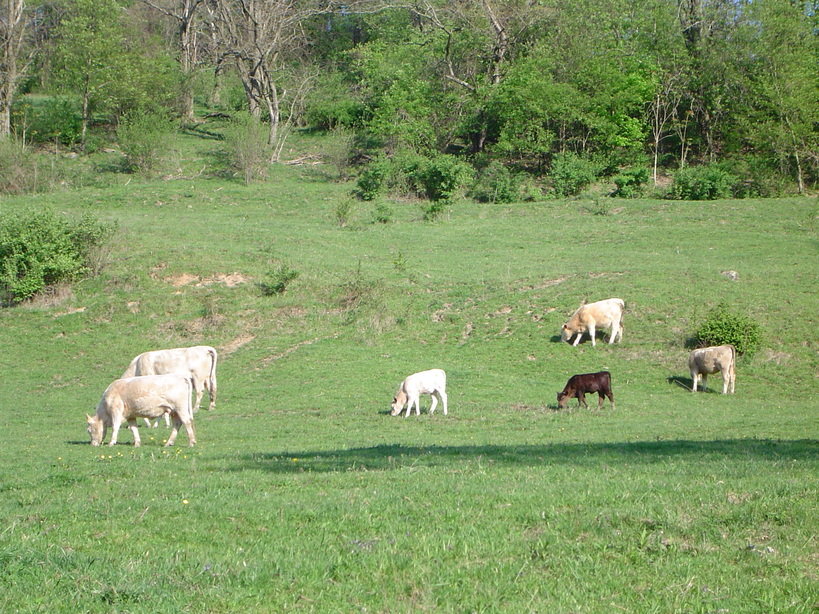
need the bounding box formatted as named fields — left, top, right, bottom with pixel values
left=221, top=334, right=255, bottom=356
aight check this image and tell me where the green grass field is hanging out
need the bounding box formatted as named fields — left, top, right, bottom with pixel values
left=1, top=128, right=817, bottom=613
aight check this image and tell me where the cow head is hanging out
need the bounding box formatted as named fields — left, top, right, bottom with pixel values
left=390, top=396, right=403, bottom=416
left=556, top=391, right=570, bottom=409
left=86, top=414, right=103, bottom=446
left=560, top=324, right=574, bottom=343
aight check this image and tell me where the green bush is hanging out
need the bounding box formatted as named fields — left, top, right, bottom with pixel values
left=415, top=154, right=472, bottom=203
left=0, top=209, right=116, bottom=303
left=15, top=97, right=82, bottom=146
left=612, top=167, right=650, bottom=198
left=693, top=303, right=762, bottom=357
left=671, top=164, right=737, bottom=200
left=355, top=156, right=392, bottom=200
left=719, top=156, right=789, bottom=198
left=259, top=264, right=299, bottom=296
left=117, top=111, right=177, bottom=174
left=470, top=161, right=520, bottom=203
left=0, top=138, right=58, bottom=195
left=222, top=112, right=270, bottom=184
left=550, top=153, right=600, bottom=197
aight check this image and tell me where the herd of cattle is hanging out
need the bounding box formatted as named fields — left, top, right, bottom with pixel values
left=85, top=297, right=737, bottom=447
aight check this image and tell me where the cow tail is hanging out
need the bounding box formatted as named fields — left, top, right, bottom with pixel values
left=186, top=376, right=194, bottom=418
left=208, top=348, right=218, bottom=404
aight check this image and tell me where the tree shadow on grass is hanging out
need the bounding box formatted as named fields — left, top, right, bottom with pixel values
left=227, top=439, right=819, bottom=474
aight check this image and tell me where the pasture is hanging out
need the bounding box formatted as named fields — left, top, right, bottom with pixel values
left=0, top=129, right=817, bottom=613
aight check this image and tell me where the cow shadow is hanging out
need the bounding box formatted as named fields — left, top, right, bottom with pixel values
left=225, top=439, right=819, bottom=474
left=667, top=375, right=695, bottom=392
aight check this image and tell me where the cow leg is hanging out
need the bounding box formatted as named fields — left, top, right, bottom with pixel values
left=607, top=390, right=615, bottom=409
left=691, top=372, right=699, bottom=392
left=109, top=416, right=123, bottom=446
left=701, top=374, right=708, bottom=392
left=414, top=396, right=421, bottom=416
left=193, top=384, right=204, bottom=412
left=165, top=412, right=181, bottom=446
left=181, top=419, right=196, bottom=447
left=572, top=333, right=582, bottom=347
left=440, top=390, right=448, bottom=415
left=729, top=364, right=736, bottom=394
left=143, top=418, right=153, bottom=428
left=597, top=393, right=604, bottom=410
left=721, top=371, right=729, bottom=394
left=588, top=324, right=596, bottom=346
left=207, top=378, right=217, bottom=411
left=610, top=316, right=622, bottom=343
left=429, top=393, right=438, bottom=415
left=128, top=420, right=142, bottom=447
left=578, top=393, right=587, bottom=409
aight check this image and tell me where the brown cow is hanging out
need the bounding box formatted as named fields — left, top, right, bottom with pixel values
left=557, top=371, right=615, bottom=410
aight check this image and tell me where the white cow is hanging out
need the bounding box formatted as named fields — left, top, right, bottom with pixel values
left=86, top=374, right=196, bottom=447
left=122, top=345, right=217, bottom=427
left=561, top=298, right=625, bottom=347
left=391, top=369, right=448, bottom=417
left=688, top=344, right=736, bottom=394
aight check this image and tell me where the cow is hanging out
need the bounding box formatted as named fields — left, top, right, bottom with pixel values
left=122, top=345, right=217, bottom=428
left=391, top=369, right=448, bottom=417
left=688, top=344, right=736, bottom=394
left=557, top=371, right=615, bottom=410
left=86, top=374, right=196, bottom=447
left=561, top=298, right=625, bottom=347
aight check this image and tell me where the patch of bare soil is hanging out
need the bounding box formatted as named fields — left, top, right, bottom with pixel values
left=221, top=334, right=255, bottom=356
left=519, top=277, right=568, bottom=291
left=260, top=334, right=340, bottom=366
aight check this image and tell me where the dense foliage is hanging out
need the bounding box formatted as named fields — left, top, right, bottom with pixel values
left=1, top=0, right=816, bottom=195
left=0, top=209, right=116, bottom=303
left=693, top=303, right=763, bottom=357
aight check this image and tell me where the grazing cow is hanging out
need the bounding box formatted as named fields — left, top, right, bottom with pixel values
left=122, top=345, right=217, bottom=427
left=86, top=374, right=196, bottom=447
left=688, top=345, right=736, bottom=394
left=557, top=371, right=615, bottom=410
left=391, top=369, right=448, bottom=417
left=561, top=298, right=625, bottom=347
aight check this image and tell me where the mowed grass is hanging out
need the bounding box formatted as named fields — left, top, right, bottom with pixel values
left=0, top=129, right=817, bottom=613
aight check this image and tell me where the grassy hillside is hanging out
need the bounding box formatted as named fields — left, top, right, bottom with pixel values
left=0, top=128, right=816, bottom=613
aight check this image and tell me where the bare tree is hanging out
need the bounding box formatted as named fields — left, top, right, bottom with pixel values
left=0, top=0, right=30, bottom=138
left=141, top=0, right=205, bottom=121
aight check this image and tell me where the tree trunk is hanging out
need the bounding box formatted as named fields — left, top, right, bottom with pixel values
left=0, top=0, right=27, bottom=139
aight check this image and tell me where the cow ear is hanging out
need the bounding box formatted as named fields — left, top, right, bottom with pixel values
left=86, top=413, right=92, bottom=421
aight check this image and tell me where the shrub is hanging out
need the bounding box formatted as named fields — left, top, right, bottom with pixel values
left=693, top=303, right=762, bottom=357
left=355, top=156, right=392, bottom=200
left=15, top=97, right=82, bottom=146
left=0, top=138, right=57, bottom=195
left=670, top=164, right=737, bottom=200
left=335, top=198, right=355, bottom=227
left=371, top=202, right=393, bottom=224
left=612, top=167, right=650, bottom=198
left=259, top=264, right=299, bottom=296
left=550, top=153, right=600, bottom=197
left=222, top=112, right=270, bottom=184
left=719, top=156, right=789, bottom=198
left=470, top=161, right=520, bottom=203
left=0, top=209, right=116, bottom=304
left=117, top=111, right=177, bottom=174
left=414, top=154, right=472, bottom=203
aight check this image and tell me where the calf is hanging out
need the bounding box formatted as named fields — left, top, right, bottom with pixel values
left=86, top=374, right=196, bottom=447
left=561, top=298, right=625, bottom=347
left=688, top=345, right=736, bottom=394
left=391, top=369, right=448, bottom=417
left=557, top=371, right=615, bottom=410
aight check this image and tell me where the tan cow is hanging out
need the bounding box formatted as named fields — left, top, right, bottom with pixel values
left=86, top=374, right=196, bottom=447
left=688, top=344, right=736, bottom=394
left=561, top=298, right=625, bottom=346
left=391, top=369, right=448, bottom=417
left=122, top=345, right=217, bottom=427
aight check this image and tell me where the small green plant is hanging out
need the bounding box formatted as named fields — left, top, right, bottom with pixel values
left=612, top=167, right=649, bottom=198
left=117, top=111, right=177, bottom=174
left=0, top=137, right=57, bottom=195
left=671, top=164, right=737, bottom=200
left=259, top=264, right=299, bottom=296
left=335, top=198, right=355, bottom=227
left=693, top=303, right=762, bottom=357
left=550, top=153, right=600, bottom=197
left=371, top=202, right=393, bottom=224
left=0, top=209, right=116, bottom=303
left=584, top=198, right=611, bottom=216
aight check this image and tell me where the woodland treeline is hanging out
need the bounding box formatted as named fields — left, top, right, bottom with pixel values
left=1, top=0, right=817, bottom=198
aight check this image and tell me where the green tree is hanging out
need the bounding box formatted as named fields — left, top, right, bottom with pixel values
left=51, top=0, right=126, bottom=146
